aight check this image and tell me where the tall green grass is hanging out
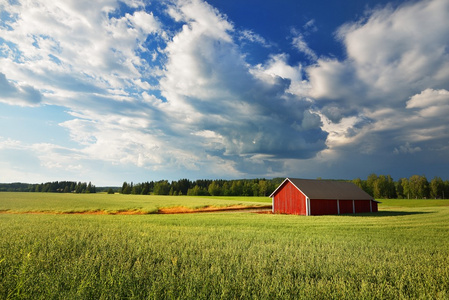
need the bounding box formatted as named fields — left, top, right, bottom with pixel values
left=0, top=199, right=448, bottom=299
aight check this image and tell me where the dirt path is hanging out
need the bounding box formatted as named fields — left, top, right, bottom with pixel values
left=158, top=205, right=272, bottom=214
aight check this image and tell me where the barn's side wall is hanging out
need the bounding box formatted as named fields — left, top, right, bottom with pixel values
left=339, top=200, right=354, bottom=214
left=354, top=200, right=371, bottom=213
left=310, top=199, right=377, bottom=215
left=273, top=181, right=307, bottom=215
left=310, top=199, right=339, bottom=215
left=372, top=201, right=378, bottom=212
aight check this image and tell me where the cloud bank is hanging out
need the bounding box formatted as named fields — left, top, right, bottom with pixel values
left=0, top=0, right=448, bottom=183
left=304, top=0, right=449, bottom=176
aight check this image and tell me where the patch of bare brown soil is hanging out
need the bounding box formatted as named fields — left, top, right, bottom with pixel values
left=65, top=210, right=148, bottom=215
left=157, top=205, right=272, bottom=214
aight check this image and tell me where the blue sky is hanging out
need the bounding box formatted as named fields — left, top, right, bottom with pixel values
left=1, top=0, right=448, bottom=185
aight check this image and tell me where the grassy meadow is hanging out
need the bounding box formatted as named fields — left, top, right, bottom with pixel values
left=0, top=192, right=270, bottom=214
left=0, top=194, right=448, bottom=299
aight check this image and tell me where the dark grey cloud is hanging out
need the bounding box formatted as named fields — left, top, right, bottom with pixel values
left=301, top=0, right=449, bottom=179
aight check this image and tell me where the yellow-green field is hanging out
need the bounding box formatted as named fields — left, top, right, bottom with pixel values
left=0, top=194, right=448, bottom=299
left=0, top=192, right=270, bottom=214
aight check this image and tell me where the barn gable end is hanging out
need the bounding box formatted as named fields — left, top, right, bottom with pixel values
left=270, top=178, right=379, bottom=216
left=272, top=179, right=307, bottom=215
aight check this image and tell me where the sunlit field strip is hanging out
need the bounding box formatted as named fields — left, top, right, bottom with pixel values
left=0, top=192, right=270, bottom=214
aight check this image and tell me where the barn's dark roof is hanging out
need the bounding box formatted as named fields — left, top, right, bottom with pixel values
left=270, top=178, right=374, bottom=200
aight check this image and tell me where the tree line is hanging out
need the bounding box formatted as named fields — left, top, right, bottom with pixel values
left=120, top=174, right=449, bottom=199
left=352, top=174, right=449, bottom=199
left=0, top=181, right=96, bottom=193
left=2, top=174, right=448, bottom=199
left=118, top=178, right=284, bottom=196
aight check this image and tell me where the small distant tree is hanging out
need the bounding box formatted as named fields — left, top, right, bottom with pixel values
left=252, top=183, right=259, bottom=196
left=395, top=178, right=406, bottom=199
left=408, top=175, right=429, bottom=199
left=242, top=181, right=253, bottom=196
left=79, top=182, right=87, bottom=193
left=132, top=184, right=142, bottom=195
left=222, top=182, right=231, bottom=196
left=230, top=181, right=243, bottom=196
left=373, top=175, right=385, bottom=198
left=386, top=175, right=396, bottom=198
left=365, top=173, right=377, bottom=197
left=443, top=180, right=449, bottom=199
left=401, top=178, right=411, bottom=199
left=208, top=181, right=221, bottom=196
left=121, top=182, right=132, bottom=194
left=259, top=180, right=269, bottom=196
left=352, top=178, right=364, bottom=190
left=372, top=175, right=395, bottom=198
left=35, top=184, right=42, bottom=192
left=86, top=182, right=92, bottom=193
left=153, top=180, right=170, bottom=195
left=141, top=183, right=150, bottom=195
left=177, top=179, right=191, bottom=196
left=430, top=177, right=444, bottom=199
left=75, top=182, right=82, bottom=193
left=187, top=185, right=209, bottom=196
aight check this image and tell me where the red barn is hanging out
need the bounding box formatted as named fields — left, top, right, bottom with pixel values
left=270, top=178, right=379, bottom=215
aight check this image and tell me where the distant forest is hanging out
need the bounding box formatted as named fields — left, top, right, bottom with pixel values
left=1, top=174, right=449, bottom=199
left=118, top=174, right=449, bottom=199
left=0, top=181, right=96, bottom=193
left=117, top=178, right=284, bottom=197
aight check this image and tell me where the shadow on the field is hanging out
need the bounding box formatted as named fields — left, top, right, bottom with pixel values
left=346, top=211, right=431, bottom=217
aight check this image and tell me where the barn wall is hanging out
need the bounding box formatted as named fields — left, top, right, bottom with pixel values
left=372, top=201, right=378, bottom=212
left=339, top=200, right=354, bottom=214
left=354, top=200, right=371, bottom=213
left=273, top=181, right=307, bottom=215
left=310, top=199, right=338, bottom=215
left=311, top=199, right=376, bottom=215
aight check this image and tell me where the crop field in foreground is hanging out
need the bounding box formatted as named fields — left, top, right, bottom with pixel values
left=0, top=196, right=448, bottom=299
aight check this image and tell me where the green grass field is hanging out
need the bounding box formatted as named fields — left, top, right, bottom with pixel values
left=0, top=194, right=448, bottom=299
left=0, top=192, right=270, bottom=214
